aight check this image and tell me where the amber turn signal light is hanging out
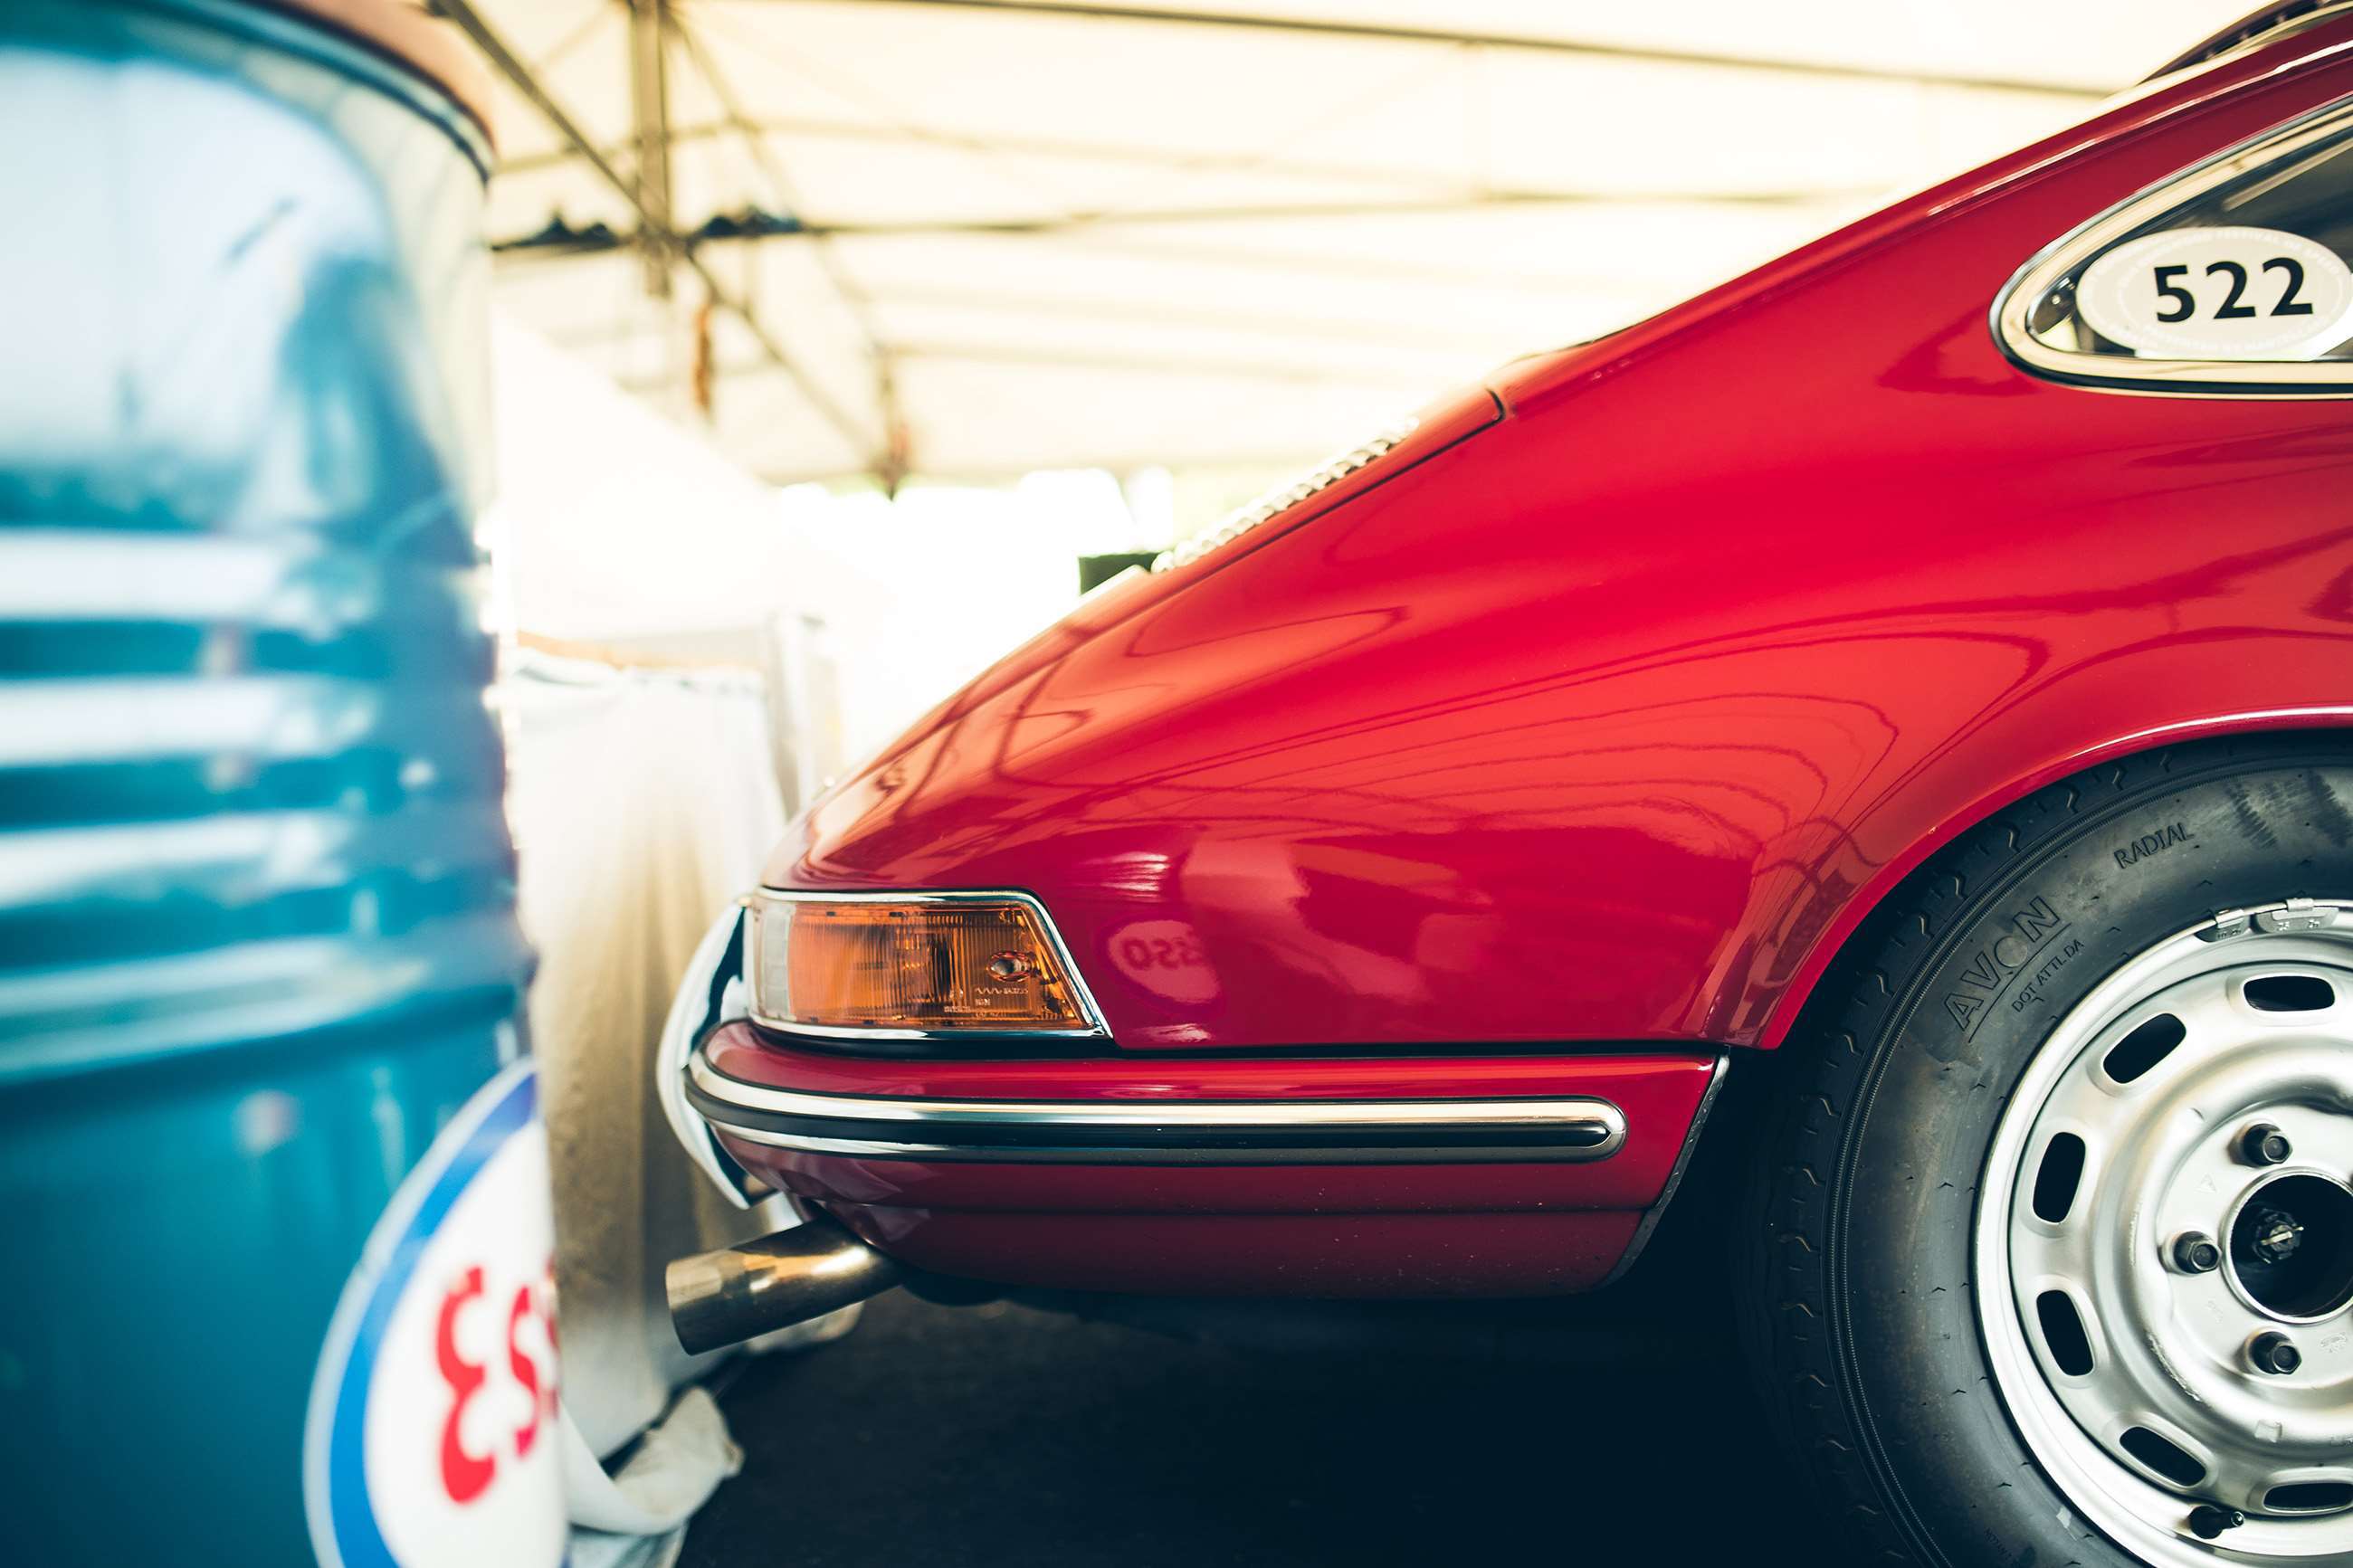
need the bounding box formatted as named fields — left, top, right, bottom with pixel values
left=745, top=892, right=1100, bottom=1035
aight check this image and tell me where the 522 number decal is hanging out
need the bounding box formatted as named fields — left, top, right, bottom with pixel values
left=2151, top=256, right=2313, bottom=323
left=2076, top=225, right=2353, bottom=359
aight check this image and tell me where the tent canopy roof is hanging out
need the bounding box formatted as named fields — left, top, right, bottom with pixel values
left=476, top=0, right=2253, bottom=488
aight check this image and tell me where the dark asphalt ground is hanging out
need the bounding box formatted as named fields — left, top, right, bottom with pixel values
left=682, top=1288, right=1815, bottom=1567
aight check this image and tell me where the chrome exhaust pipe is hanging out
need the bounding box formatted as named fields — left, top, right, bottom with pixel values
left=666, top=1214, right=901, bottom=1355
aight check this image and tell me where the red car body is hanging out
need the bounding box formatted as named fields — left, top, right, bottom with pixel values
left=694, top=11, right=2353, bottom=1299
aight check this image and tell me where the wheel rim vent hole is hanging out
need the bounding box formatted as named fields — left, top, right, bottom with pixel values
left=2102, top=1012, right=2186, bottom=1084
left=2034, top=1134, right=2087, bottom=1224
left=2264, top=1482, right=2353, bottom=1516
left=2037, top=1289, right=2097, bottom=1377
left=2246, top=974, right=2337, bottom=1012
left=2118, top=1426, right=2206, bottom=1490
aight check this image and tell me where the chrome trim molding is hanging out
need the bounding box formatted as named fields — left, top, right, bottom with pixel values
left=743, top=887, right=1112, bottom=1042
left=2144, top=1, right=2353, bottom=84
left=1151, top=419, right=1415, bottom=573
left=685, top=1050, right=1628, bottom=1165
left=1992, top=91, right=2353, bottom=397
left=1596, top=1052, right=1731, bottom=1288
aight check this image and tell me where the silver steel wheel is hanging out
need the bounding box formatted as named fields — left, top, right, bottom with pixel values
left=1978, top=899, right=2353, bottom=1565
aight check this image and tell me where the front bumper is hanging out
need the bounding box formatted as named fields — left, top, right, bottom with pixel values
left=672, top=1003, right=1724, bottom=1297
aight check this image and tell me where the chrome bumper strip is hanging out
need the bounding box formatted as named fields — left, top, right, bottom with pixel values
left=685, top=1050, right=1628, bottom=1165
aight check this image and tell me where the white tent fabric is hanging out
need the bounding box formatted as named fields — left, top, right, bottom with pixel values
left=487, top=314, right=793, bottom=643
left=474, top=0, right=2257, bottom=487
left=506, top=651, right=790, bottom=1459
left=489, top=311, right=1155, bottom=772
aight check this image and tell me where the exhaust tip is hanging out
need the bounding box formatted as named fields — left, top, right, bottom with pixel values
left=667, top=1214, right=901, bottom=1356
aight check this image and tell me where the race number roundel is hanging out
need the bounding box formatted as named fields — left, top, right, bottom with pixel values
left=304, top=1059, right=566, bottom=1568
left=2074, top=225, right=2353, bottom=358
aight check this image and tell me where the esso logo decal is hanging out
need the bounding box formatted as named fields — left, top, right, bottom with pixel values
left=305, top=1060, right=567, bottom=1568
left=2075, top=225, right=2353, bottom=358
left=1107, top=920, right=1220, bottom=1004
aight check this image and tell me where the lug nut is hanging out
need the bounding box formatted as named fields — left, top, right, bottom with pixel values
left=2171, top=1232, right=2224, bottom=1274
left=2239, top=1122, right=2292, bottom=1165
left=2251, top=1332, right=2303, bottom=1376
left=2189, top=1504, right=2246, bottom=1540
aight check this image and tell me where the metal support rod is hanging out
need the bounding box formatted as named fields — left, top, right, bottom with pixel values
left=619, top=337, right=1449, bottom=393
left=672, top=18, right=911, bottom=490
left=488, top=185, right=1855, bottom=254
left=757, top=0, right=2109, bottom=97
left=429, top=0, right=887, bottom=473
left=547, top=282, right=1498, bottom=354
left=627, top=0, right=675, bottom=298
left=492, top=115, right=1872, bottom=204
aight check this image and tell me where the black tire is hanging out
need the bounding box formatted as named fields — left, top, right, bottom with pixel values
left=1738, top=733, right=2353, bottom=1568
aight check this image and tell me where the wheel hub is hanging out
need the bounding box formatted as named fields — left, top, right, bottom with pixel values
left=2232, top=1174, right=2353, bottom=1321
left=1977, top=900, right=2353, bottom=1565
left=2247, top=1207, right=2305, bottom=1268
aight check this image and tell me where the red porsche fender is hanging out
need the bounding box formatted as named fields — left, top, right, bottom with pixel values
left=770, top=17, right=2353, bottom=1058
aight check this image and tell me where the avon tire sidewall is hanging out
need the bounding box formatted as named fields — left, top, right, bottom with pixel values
left=1836, top=756, right=2353, bottom=1564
